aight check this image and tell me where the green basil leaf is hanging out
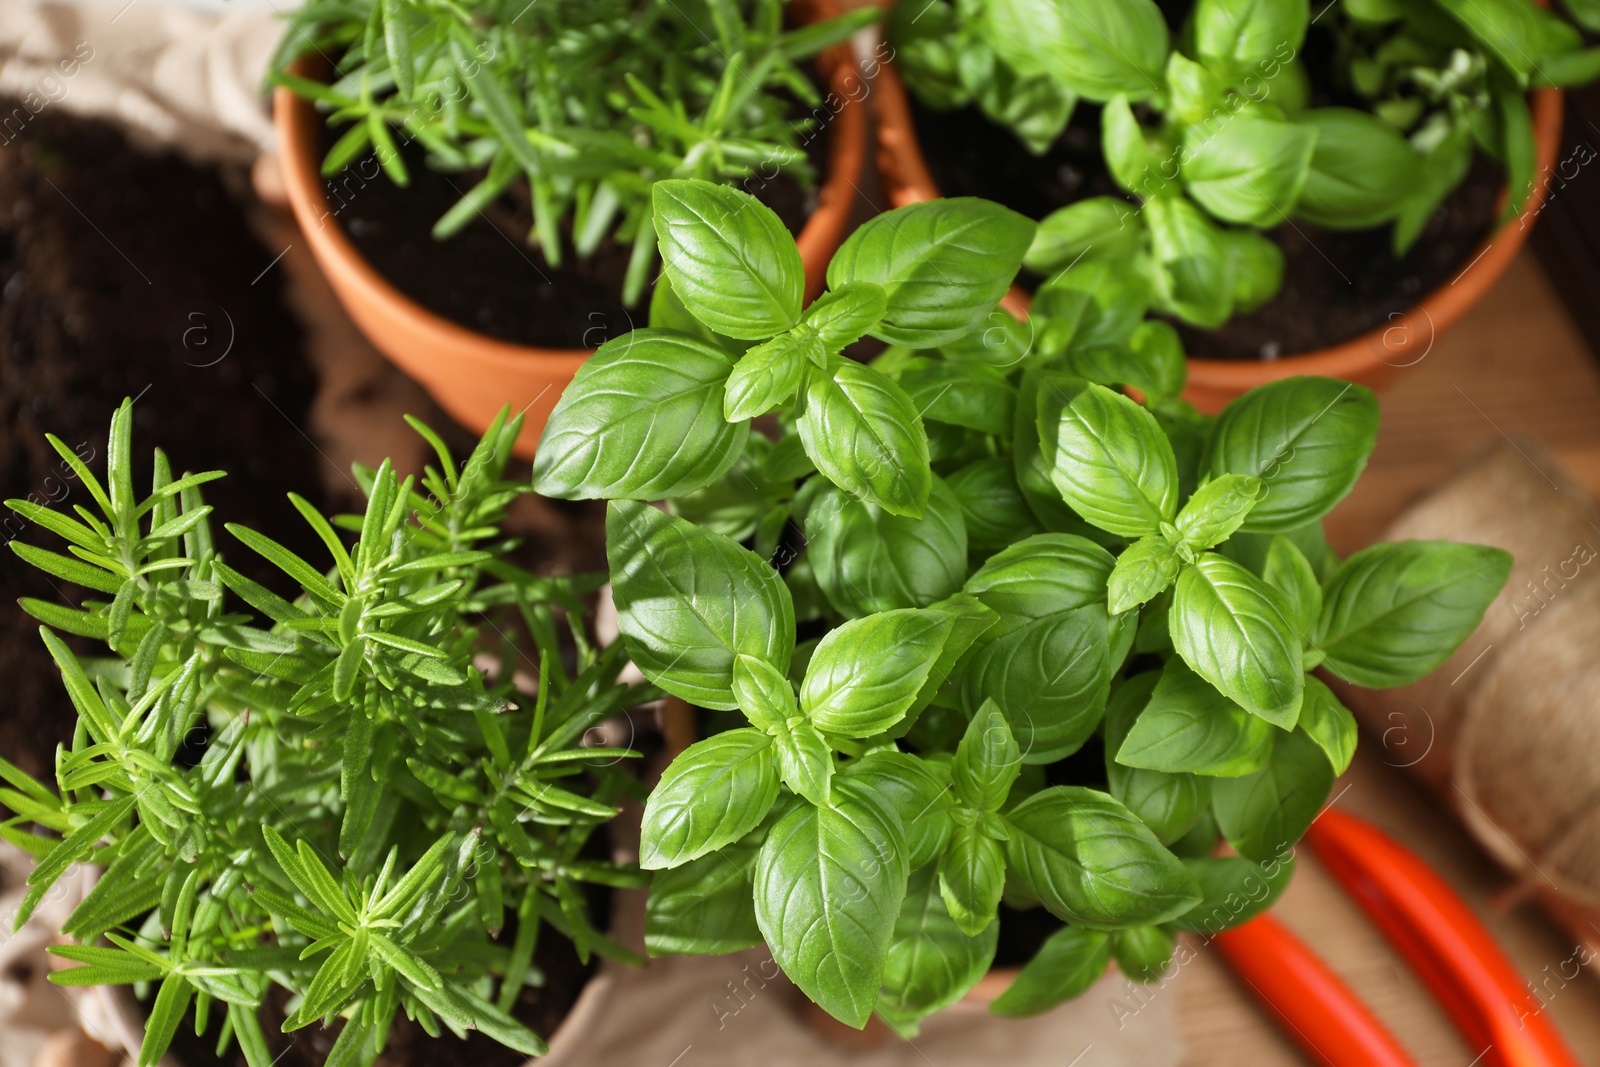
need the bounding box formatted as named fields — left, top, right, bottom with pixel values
left=1261, top=535, right=1321, bottom=637
left=953, top=700, right=1022, bottom=811
left=1145, top=196, right=1233, bottom=329
left=653, top=179, right=803, bottom=339
left=1115, top=658, right=1275, bottom=777
left=988, top=0, right=1168, bottom=101
left=965, top=533, right=1116, bottom=631
left=1014, top=370, right=1115, bottom=539
left=1111, top=924, right=1174, bottom=982
left=640, top=729, right=779, bottom=870
left=1203, top=376, right=1379, bottom=533
left=1102, top=93, right=1163, bottom=195
left=827, top=198, right=1035, bottom=347
left=1002, top=786, right=1201, bottom=929
left=1033, top=258, right=1152, bottom=351
left=1107, top=536, right=1182, bottom=615
left=1045, top=378, right=1179, bottom=538
left=1316, top=540, right=1511, bottom=687
left=1293, top=108, right=1421, bottom=228
left=1182, top=116, right=1317, bottom=227
left=840, top=751, right=955, bottom=869
left=900, top=593, right=1002, bottom=723
left=989, top=924, right=1111, bottom=1017
left=724, top=333, right=818, bottom=421
left=1103, top=672, right=1209, bottom=843
left=803, top=281, right=890, bottom=351
left=938, top=819, right=1007, bottom=937
left=607, top=501, right=794, bottom=709
left=936, top=307, right=1036, bottom=369
left=800, top=477, right=967, bottom=618
left=1165, top=51, right=1223, bottom=125
left=1194, top=0, right=1310, bottom=73
left=800, top=608, right=957, bottom=738
left=1171, top=552, right=1304, bottom=726
left=533, top=330, right=747, bottom=500
left=754, top=779, right=908, bottom=1028
left=799, top=359, right=932, bottom=517
left=1026, top=197, right=1143, bottom=275
left=1172, top=852, right=1297, bottom=935
left=1298, top=676, right=1357, bottom=775
left=1222, top=229, right=1285, bottom=314
left=1176, top=474, right=1264, bottom=551
left=896, top=358, right=1017, bottom=436
left=731, top=654, right=798, bottom=731
left=644, top=842, right=762, bottom=956
left=945, top=458, right=1046, bottom=553
left=878, top=862, right=999, bottom=1033
left=974, top=60, right=1080, bottom=154
left=772, top=716, right=834, bottom=806
left=1128, top=320, right=1188, bottom=401
left=1212, top=726, right=1333, bottom=862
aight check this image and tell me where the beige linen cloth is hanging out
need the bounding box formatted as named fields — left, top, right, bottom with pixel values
left=0, top=4, right=1185, bottom=1064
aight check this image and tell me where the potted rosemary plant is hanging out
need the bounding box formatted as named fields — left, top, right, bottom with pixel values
left=270, top=0, right=877, bottom=457
left=1, top=404, right=668, bottom=1066
left=531, top=179, right=1512, bottom=1032
left=874, top=0, right=1594, bottom=407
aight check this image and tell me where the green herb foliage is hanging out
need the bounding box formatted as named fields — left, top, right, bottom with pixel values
left=272, top=0, right=879, bottom=305
left=532, top=179, right=1511, bottom=1031
left=2, top=404, right=656, bottom=1066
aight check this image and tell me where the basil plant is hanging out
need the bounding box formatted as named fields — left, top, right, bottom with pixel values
left=2, top=404, right=656, bottom=1067
left=892, top=0, right=1600, bottom=330
left=532, top=179, right=1511, bottom=1031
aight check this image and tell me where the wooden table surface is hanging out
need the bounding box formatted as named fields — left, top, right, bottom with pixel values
left=1174, top=249, right=1600, bottom=1065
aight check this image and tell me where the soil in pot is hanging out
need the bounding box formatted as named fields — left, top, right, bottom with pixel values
left=904, top=33, right=1505, bottom=359
left=0, top=100, right=331, bottom=778
left=323, top=77, right=830, bottom=353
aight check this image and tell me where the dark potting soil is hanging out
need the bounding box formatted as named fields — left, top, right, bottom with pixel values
left=0, top=101, right=330, bottom=777
left=907, top=88, right=1503, bottom=360
left=326, top=102, right=827, bottom=351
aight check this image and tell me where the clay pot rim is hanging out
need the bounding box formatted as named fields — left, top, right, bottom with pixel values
left=870, top=58, right=1566, bottom=396
left=271, top=43, right=870, bottom=374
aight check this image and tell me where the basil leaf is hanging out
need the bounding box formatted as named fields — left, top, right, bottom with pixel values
left=938, top=819, right=1007, bottom=937
left=645, top=842, right=762, bottom=956
left=1102, top=94, right=1162, bottom=196
left=827, top=198, right=1035, bottom=347
left=1145, top=196, right=1233, bottom=329
left=1002, top=786, right=1201, bottom=929
left=772, top=716, right=834, bottom=806
left=953, top=700, right=1022, bottom=811
left=1015, top=370, right=1114, bottom=539
left=964, top=533, right=1115, bottom=631
left=1173, top=852, right=1297, bottom=935
left=724, top=333, right=817, bottom=421
left=1293, top=108, right=1421, bottom=229
left=533, top=330, right=747, bottom=500
left=1112, top=925, right=1174, bottom=982
left=1316, top=540, right=1511, bottom=687
left=1045, top=378, right=1179, bottom=538
left=754, top=779, right=909, bottom=1028
left=945, top=458, right=1046, bottom=553
left=989, top=925, right=1110, bottom=1018
left=799, top=359, right=932, bottom=517
left=803, top=281, right=889, bottom=351
left=1212, top=727, right=1334, bottom=862
left=896, top=358, right=1017, bottom=436
left=652, top=179, right=803, bottom=339
left=800, top=477, right=967, bottom=618
left=878, top=863, right=999, bottom=1033
left=840, top=751, right=954, bottom=869
left=987, top=0, right=1168, bottom=101
left=1262, top=535, right=1321, bottom=638
left=731, top=654, right=798, bottom=731
left=1181, top=116, right=1317, bottom=228
left=1171, top=552, right=1304, bottom=726
left=1165, top=51, right=1223, bottom=125
left=1298, top=676, right=1357, bottom=775
left=1128, top=320, right=1188, bottom=401
left=1033, top=258, right=1152, bottom=352
left=1223, top=229, right=1285, bottom=313
left=800, top=608, right=957, bottom=738
left=1116, top=658, right=1275, bottom=777
left=1108, top=536, right=1182, bottom=615
left=1103, top=672, right=1208, bottom=843
left=1175, top=474, right=1264, bottom=551
left=1203, top=377, right=1379, bottom=533
left=1026, top=197, right=1143, bottom=275
left=1194, top=0, right=1310, bottom=73
left=640, top=729, right=779, bottom=869
left=607, top=501, right=793, bottom=709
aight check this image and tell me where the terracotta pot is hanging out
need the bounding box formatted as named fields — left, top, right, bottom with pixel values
left=871, top=59, right=1565, bottom=412
left=273, top=47, right=867, bottom=461
left=58, top=699, right=695, bottom=1067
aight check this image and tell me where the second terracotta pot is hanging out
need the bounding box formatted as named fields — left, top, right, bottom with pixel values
left=871, top=60, right=1564, bottom=412
left=274, top=47, right=868, bottom=460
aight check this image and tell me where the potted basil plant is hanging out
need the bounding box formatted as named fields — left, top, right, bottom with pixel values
left=876, top=0, right=1589, bottom=408
left=530, top=179, right=1512, bottom=1031
left=1, top=404, right=667, bottom=1066
left=270, top=0, right=877, bottom=457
